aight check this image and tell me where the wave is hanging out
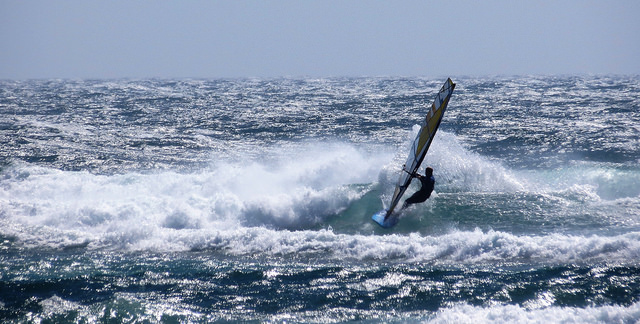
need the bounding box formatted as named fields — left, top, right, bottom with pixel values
left=428, top=301, right=640, bottom=324
left=28, top=295, right=640, bottom=323
left=1, top=138, right=639, bottom=257
left=29, top=295, right=640, bottom=323
left=190, top=228, right=640, bottom=263
left=4, top=212, right=640, bottom=264
left=0, top=142, right=387, bottom=247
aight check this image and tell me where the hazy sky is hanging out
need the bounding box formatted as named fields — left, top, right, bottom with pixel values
left=1, top=0, right=639, bottom=79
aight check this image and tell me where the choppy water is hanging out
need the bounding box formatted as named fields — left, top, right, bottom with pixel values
left=1, top=76, right=639, bottom=322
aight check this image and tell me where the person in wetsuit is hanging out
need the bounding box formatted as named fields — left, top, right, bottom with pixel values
left=401, top=167, right=435, bottom=210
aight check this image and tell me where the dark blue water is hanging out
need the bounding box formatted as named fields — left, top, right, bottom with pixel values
left=1, top=76, right=639, bottom=322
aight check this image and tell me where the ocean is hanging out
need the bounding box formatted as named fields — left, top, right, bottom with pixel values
left=1, top=76, right=639, bottom=323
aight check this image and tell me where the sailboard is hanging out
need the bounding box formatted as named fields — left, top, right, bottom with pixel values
left=372, top=78, right=456, bottom=228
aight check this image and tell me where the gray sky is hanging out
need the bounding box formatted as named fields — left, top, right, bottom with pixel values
left=1, top=0, right=639, bottom=79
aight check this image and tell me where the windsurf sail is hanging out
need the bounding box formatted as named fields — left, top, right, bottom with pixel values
left=384, top=78, right=456, bottom=218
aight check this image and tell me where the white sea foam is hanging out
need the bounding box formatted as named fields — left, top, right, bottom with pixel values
left=428, top=131, right=640, bottom=204
left=1, top=140, right=639, bottom=260
left=427, top=130, right=526, bottom=193
left=8, top=211, right=640, bottom=263
left=0, top=143, right=388, bottom=249
left=32, top=288, right=640, bottom=323
left=428, top=301, right=640, bottom=324
left=176, top=227, right=640, bottom=263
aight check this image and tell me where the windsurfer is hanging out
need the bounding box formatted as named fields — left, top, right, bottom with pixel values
left=401, top=167, right=435, bottom=210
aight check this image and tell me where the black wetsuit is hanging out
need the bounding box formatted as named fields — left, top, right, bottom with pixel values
left=403, top=174, right=435, bottom=208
